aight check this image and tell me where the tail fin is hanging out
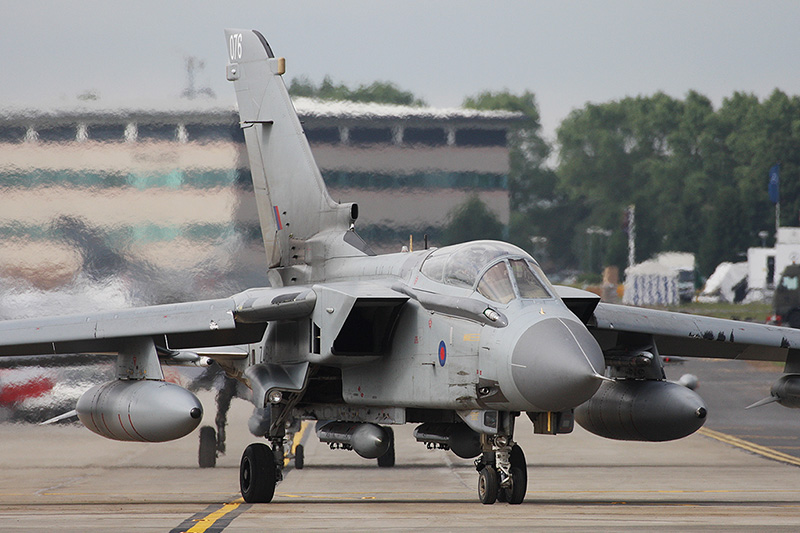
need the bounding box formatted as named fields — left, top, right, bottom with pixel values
left=225, top=29, right=357, bottom=268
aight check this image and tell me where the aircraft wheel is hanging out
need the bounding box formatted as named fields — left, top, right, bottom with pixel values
left=240, top=443, right=277, bottom=503
left=198, top=426, right=216, bottom=468
left=503, top=466, right=527, bottom=504
left=295, top=444, right=304, bottom=470
left=377, top=426, right=395, bottom=467
left=478, top=465, right=498, bottom=505
left=506, top=444, right=527, bottom=503
left=496, top=487, right=508, bottom=503
left=502, top=444, right=527, bottom=504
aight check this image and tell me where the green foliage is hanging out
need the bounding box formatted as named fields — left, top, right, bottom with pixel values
left=463, top=90, right=582, bottom=270
left=288, top=75, right=426, bottom=106
left=294, top=77, right=800, bottom=279
left=463, top=91, right=541, bottom=123
left=555, top=89, right=800, bottom=277
left=442, top=195, right=504, bottom=245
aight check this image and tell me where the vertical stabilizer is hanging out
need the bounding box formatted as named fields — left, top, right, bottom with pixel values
left=225, top=29, right=357, bottom=269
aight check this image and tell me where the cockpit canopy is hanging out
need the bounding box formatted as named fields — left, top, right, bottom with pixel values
left=420, top=241, right=554, bottom=304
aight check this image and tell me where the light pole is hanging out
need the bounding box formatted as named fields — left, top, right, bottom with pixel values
left=759, top=230, right=769, bottom=248
left=586, top=226, right=612, bottom=273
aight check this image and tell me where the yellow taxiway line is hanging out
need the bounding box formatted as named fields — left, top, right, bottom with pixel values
left=179, top=425, right=799, bottom=531
left=699, top=427, right=800, bottom=467
left=185, top=498, right=245, bottom=533
left=181, top=422, right=311, bottom=532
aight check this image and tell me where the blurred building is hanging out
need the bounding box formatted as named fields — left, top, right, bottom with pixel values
left=0, top=98, right=520, bottom=306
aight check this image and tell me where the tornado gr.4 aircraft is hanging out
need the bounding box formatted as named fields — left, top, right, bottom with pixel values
left=3, top=29, right=800, bottom=505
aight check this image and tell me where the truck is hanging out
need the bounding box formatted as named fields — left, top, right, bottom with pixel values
left=772, top=264, right=800, bottom=327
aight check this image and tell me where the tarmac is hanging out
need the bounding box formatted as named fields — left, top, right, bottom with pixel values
left=0, top=358, right=799, bottom=531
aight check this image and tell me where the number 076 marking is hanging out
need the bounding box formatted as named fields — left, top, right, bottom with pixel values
left=229, top=33, right=243, bottom=61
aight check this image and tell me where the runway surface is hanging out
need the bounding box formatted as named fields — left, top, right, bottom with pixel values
left=1, top=358, right=799, bottom=531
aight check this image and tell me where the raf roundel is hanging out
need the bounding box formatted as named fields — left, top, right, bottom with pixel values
left=438, top=341, right=447, bottom=367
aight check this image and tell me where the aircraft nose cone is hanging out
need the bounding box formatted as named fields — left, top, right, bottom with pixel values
left=511, top=317, right=604, bottom=411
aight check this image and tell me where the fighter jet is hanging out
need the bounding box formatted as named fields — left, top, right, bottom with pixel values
left=3, top=29, right=800, bottom=505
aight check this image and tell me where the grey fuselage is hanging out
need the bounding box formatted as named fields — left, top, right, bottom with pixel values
left=242, top=237, right=604, bottom=417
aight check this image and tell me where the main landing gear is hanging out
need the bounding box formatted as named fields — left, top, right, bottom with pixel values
left=475, top=439, right=527, bottom=505
left=239, top=415, right=305, bottom=502
left=197, top=373, right=239, bottom=468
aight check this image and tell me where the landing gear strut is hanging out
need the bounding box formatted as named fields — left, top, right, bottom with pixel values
left=240, top=392, right=301, bottom=502
left=475, top=437, right=527, bottom=505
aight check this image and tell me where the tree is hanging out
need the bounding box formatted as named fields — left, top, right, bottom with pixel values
left=442, top=195, right=504, bottom=245
left=555, top=89, right=800, bottom=277
left=462, top=91, right=576, bottom=269
left=288, top=76, right=426, bottom=106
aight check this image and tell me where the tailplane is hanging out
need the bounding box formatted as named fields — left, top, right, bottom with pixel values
left=225, top=29, right=359, bottom=269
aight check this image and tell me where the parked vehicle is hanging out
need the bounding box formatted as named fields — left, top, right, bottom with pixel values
left=772, top=264, right=800, bottom=327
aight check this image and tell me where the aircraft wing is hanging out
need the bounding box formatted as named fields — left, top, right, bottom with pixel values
left=0, top=286, right=316, bottom=357
left=590, top=302, right=800, bottom=363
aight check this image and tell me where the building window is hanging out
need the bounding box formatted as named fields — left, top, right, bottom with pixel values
left=36, top=125, right=77, bottom=143
left=0, top=126, right=26, bottom=143
left=185, top=123, right=241, bottom=143
left=455, top=128, right=506, bottom=147
left=305, top=127, right=340, bottom=144
left=87, top=124, right=127, bottom=142
left=349, top=127, right=393, bottom=145
left=767, top=256, right=776, bottom=288
left=137, top=123, right=177, bottom=142
left=404, top=127, right=446, bottom=146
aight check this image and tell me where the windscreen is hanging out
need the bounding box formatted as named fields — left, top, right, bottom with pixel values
left=510, top=259, right=552, bottom=299
left=477, top=262, right=515, bottom=303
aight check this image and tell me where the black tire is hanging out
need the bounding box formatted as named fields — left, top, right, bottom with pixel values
left=240, top=443, right=277, bottom=503
left=478, top=465, right=498, bottom=505
left=496, top=485, right=508, bottom=503
left=504, top=466, right=526, bottom=504
left=295, top=444, right=304, bottom=470
left=377, top=426, right=395, bottom=467
left=510, top=444, right=526, bottom=467
left=504, top=444, right=527, bottom=504
left=198, top=426, right=216, bottom=468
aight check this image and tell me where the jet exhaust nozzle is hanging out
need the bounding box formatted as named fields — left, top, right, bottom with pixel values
left=574, top=379, right=707, bottom=442
left=413, top=423, right=480, bottom=458
left=76, top=380, right=203, bottom=442
left=315, top=421, right=390, bottom=459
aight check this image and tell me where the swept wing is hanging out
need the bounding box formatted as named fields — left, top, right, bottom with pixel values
left=0, top=286, right=317, bottom=357
left=590, top=302, right=800, bottom=363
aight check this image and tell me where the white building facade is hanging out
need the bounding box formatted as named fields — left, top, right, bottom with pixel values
left=748, top=227, right=800, bottom=294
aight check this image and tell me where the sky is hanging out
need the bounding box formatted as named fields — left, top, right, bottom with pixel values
left=3, top=1, right=800, bottom=141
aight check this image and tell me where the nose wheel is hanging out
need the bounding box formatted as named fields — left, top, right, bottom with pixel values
left=476, top=442, right=527, bottom=505
left=478, top=464, right=499, bottom=504
left=240, top=442, right=280, bottom=503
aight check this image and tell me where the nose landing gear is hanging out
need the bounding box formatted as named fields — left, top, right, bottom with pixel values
left=475, top=437, right=527, bottom=505
left=240, top=442, right=280, bottom=503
